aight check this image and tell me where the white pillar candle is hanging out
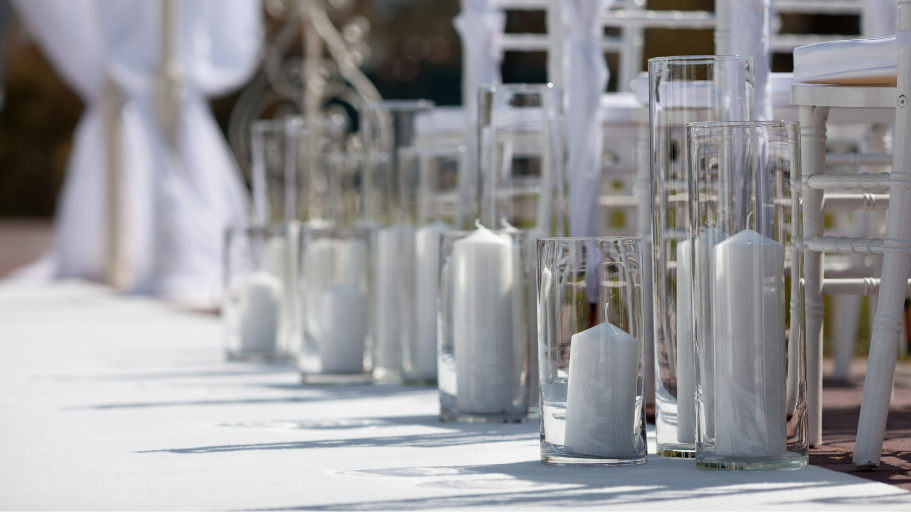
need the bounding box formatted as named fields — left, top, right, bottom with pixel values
left=239, top=271, right=282, bottom=352
left=337, top=238, right=368, bottom=289
left=675, top=239, right=696, bottom=444
left=318, top=284, right=368, bottom=374
left=374, top=224, right=416, bottom=373
left=564, top=322, right=640, bottom=458
left=683, top=227, right=729, bottom=443
left=303, top=239, right=337, bottom=342
left=713, top=229, right=787, bottom=458
left=265, top=232, right=300, bottom=354
left=452, top=228, right=514, bottom=414
left=414, top=222, right=453, bottom=379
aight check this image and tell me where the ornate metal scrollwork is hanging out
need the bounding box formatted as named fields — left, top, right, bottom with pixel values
left=228, top=0, right=381, bottom=178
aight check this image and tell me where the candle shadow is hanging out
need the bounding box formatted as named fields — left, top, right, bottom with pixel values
left=228, top=459, right=889, bottom=510
left=137, top=427, right=538, bottom=455
left=64, top=385, right=436, bottom=411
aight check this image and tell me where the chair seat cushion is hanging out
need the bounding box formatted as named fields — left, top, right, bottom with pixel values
left=794, top=36, right=896, bottom=85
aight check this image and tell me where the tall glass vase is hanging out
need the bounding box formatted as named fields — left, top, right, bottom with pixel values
left=360, top=100, right=435, bottom=383
left=648, top=56, right=753, bottom=458
left=398, top=145, right=470, bottom=384
left=689, top=121, right=806, bottom=470
left=477, top=84, right=564, bottom=236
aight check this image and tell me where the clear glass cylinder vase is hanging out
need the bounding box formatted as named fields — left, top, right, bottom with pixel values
left=648, top=56, right=753, bottom=457
left=297, top=225, right=374, bottom=384
left=360, top=101, right=434, bottom=383
left=537, top=237, right=648, bottom=466
left=689, top=121, right=806, bottom=470
left=477, top=84, right=564, bottom=236
left=251, top=116, right=346, bottom=225
left=222, top=224, right=294, bottom=362
left=438, top=227, right=532, bottom=422
left=398, top=145, right=470, bottom=384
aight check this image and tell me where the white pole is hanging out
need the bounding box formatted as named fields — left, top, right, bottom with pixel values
left=102, top=76, right=128, bottom=289
left=853, top=0, right=911, bottom=469
left=157, top=0, right=182, bottom=150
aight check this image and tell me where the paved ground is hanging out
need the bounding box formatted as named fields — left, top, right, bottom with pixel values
left=1, top=219, right=910, bottom=490
left=0, top=218, right=52, bottom=277
left=813, top=361, right=911, bottom=490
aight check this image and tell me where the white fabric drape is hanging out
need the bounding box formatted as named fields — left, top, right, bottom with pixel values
left=565, top=0, right=612, bottom=237
left=730, top=0, right=772, bottom=120
left=12, top=0, right=261, bottom=307
left=453, top=0, right=505, bottom=116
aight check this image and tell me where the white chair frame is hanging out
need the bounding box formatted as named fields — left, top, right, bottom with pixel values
left=792, top=0, right=911, bottom=467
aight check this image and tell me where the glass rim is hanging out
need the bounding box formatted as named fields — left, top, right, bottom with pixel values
left=397, top=144, right=466, bottom=157
left=225, top=223, right=290, bottom=235
left=480, top=82, right=557, bottom=93
left=286, top=114, right=347, bottom=130
left=360, top=99, right=434, bottom=112
left=648, top=55, right=753, bottom=65
left=300, top=224, right=374, bottom=237
left=537, top=236, right=644, bottom=243
left=687, top=120, right=799, bottom=130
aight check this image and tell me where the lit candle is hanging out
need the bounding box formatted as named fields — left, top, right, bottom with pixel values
left=414, top=222, right=453, bottom=379
left=374, top=224, right=417, bottom=375
left=452, top=227, right=514, bottom=413
left=318, top=284, right=367, bottom=373
left=303, top=239, right=337, bottom=342
left=238, top=271, right=282, bottom=352
left=678, top=227, right=729, bottom=444
left=713, top=229, right=787, bottom=458
left=564, top=322, right=640, bottom=458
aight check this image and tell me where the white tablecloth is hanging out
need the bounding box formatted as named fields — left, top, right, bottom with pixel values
left=1, top=282, right=910, bottom=510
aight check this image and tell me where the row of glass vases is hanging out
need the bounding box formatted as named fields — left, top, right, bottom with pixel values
left=224, top=85, right=562, bottom=396
left=224, top=60, right=809, bottom=471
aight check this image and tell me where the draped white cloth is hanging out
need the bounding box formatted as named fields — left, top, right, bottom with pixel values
left=453, top=0, right=505, bottom=116
left=11, top=0, right=261, bottom=307
left=565, top=0, right=612, bottom=237
left=730, top=0, right=772, bottom=120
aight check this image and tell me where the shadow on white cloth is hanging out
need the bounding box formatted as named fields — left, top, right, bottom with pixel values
left=10, top=0, right=262, bottom=308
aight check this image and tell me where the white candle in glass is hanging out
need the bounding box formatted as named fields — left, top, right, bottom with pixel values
left=682, top=226, right=729, bottom=443
left=675, top=239, right=696, bottom=444
left=303, top=239, right=337, bottom=342
left=239, top=271, right=282, bottom=352
left=564, top=322, right=640, bottom=458
left=265, top=231, right=300, bottom=354
left=374, top=224, right=416, bottom=374
left=452, top=227, right=514, bottom=414
left=337, top=238, right=368, bottom=289
left=713, top=229, right=787, bottom=458
left=318, top=284, right=367, bottom=373
left=414, top=222, right=452, bottom=379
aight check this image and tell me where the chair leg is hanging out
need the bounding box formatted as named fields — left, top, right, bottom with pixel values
left=854, top=2, right=911, bottom=467
left=801, top=104, right=829, bottom=447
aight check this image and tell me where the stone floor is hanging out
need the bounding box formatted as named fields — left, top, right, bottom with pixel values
left=0, top=218, right=52, bottom=277
left=1, top=218, right=910, bottom=489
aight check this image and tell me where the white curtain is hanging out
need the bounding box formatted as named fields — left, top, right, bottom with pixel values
left=11, top=0, right=262, bottom=307
left=565, top=0, right=612, bottom=237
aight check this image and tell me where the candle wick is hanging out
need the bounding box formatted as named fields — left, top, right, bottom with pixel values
left=500, top=217, right=518, bottom=231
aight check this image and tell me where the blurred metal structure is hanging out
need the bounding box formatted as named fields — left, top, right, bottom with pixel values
left=227, top=0, right=380, bottom=178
